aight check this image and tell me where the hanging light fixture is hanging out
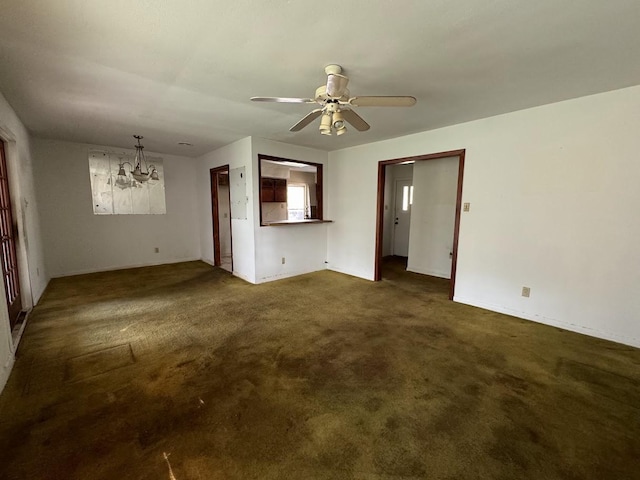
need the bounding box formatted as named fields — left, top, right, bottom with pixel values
left=116, top=135, right=160, bottom=187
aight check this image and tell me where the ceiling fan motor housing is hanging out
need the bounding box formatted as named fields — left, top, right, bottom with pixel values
left=315, top=85, right=350, bottom=103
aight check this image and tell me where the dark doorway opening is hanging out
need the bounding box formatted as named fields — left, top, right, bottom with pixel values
left=210, top=166, right=233, bottom=272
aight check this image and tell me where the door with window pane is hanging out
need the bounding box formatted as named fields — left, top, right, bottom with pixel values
left=393, top=178, right=413, bottom=256
left=0, top=141, right=22, bottom=329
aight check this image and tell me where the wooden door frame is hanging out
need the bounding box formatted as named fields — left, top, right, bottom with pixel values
left=374, top=149, right=466, bottom=300
left=210, top=165, right=232, bottom=270
left=0, top=140, right=22, bottom=327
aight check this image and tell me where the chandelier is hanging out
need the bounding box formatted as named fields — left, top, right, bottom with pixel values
left=114, top=135, right=159, bottom=189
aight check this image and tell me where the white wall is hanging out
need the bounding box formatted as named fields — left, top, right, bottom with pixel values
left=407, top=157, right=458, bottom=278
left=252, top=137, right=329, bottom=283
left=33, top=138, right=200, bottom=277
left=0, top=93, right=48, bottom=392
left=328, top=84, right=640, bottom=348
left=197, top=137, right=256, bottom=283
left=383, top=164, right=414, bottom=257
left=262, top=202, right=288, bottom=223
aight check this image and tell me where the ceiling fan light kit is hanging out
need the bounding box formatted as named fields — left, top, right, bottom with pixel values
left=251, top=64, right=416, bottom=136
left=332, top=110, right=347, bottom=135
left=319, top=113, right=332, bottom=135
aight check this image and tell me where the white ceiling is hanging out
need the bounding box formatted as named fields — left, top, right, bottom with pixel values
left=1, top=0, right=640, bottom=157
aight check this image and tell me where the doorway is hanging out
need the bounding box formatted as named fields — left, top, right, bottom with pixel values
left=0, top=141, right=23, bottom=328
left=375, top=149, right=466, bottom=300
left=210, top=166, right=233, bottom=272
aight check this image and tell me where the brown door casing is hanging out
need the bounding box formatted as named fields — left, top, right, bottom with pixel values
left=210, top=165, right=232, bottom=269
left=0, top=141, right=22, bottom=328
left=375, top=149, right=466, bottom=300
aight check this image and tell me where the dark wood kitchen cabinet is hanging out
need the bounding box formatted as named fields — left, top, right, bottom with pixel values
left=274, top=179, right=287, bottom=202
left=261, top=177, right=287, bottom=202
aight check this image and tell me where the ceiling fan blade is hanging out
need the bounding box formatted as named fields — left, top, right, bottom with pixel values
left=341, top=109, right=370, bottom=131
left=251, top=97, right=316, bottom=104
left=290, top=109, right=323, bottom=132
left=349, top=96, right=417, bottom=107
left=326, top=73, right=349, bottom=98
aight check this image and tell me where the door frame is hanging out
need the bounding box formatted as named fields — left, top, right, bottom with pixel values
left=0, top=122, right=36, bottom=354
left=0, top=140, right=22, bottom=328
left=375, top=149, right=466, bottom=300
left=210, top=165, right=233, bottom=270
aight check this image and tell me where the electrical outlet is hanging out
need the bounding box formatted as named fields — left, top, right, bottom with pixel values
left=463, top=202, right=470, bottom=212
left=521, top=286, right=530, bottom=298
left=281, top=257, right=285, bottom=264
left=154, top=247, right=160, bottom=253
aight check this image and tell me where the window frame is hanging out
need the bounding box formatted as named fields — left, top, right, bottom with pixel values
left=258, top=154, right=323, bottom=226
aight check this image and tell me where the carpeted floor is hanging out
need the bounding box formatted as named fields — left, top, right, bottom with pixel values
left=0, top=259, right=638, bottom=479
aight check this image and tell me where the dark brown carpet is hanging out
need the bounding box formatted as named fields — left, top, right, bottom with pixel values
left=0, top=259, right=638, bottom=479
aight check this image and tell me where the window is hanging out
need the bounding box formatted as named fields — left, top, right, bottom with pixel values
left=402, top=185, right=414, bottom=211
left=258, top=154, right=323, bottom=225
left=287, top=184, right=308, bottom=221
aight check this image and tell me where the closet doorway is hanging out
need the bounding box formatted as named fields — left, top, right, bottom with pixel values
left=210, top=166, right=233, bottom=272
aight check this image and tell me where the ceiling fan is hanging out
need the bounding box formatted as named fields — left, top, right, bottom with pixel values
left=251, top=65, right=417, bottom=136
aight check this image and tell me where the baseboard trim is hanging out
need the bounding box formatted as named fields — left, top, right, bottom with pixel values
left=256, top=266, right=327, bottom=284
left=31, top=277, right=50, bottom=306
left=453, top=295, right=640, bottom=349
left=50, top=257, right=202, bottom=278
left=199, top=258, right=254, bottom=283
left=200, top=258, right=215, bottom=267
left=0, top=352, right=15, bottom=395
left=11, top=309, right=30, bottom=351
left=327, top=265, right=374, bottom=281
left=406, top=265, right=451, bottom=279
left=232, top=271, right=254, bottom=283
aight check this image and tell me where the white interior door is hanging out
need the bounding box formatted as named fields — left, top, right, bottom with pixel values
left=393, top=178, right=412, bottom=256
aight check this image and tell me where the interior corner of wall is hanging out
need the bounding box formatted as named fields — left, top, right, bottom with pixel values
left=31, top=276, right=49, bottom=306
left=200, top=257, right=215, bottom=267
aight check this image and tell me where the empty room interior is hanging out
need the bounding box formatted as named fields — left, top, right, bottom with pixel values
left=1, top=1, right=639, bottom=479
